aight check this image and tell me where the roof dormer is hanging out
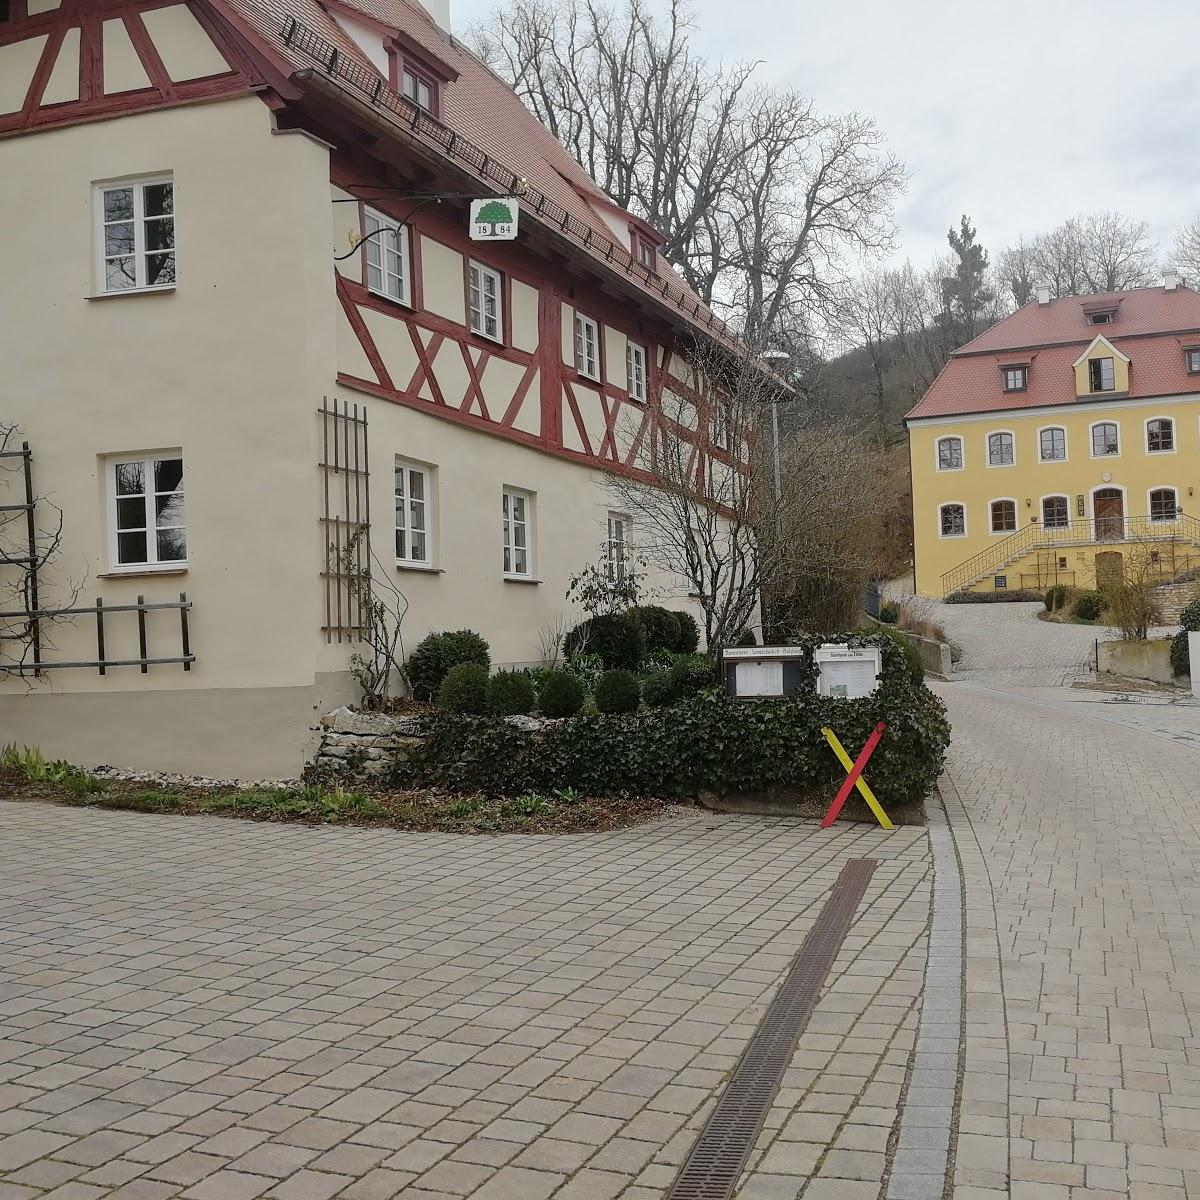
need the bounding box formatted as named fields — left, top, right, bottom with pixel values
left=1072, top=335, right=1129, bottom=398
left=1081, top=296, right=1120, bottom=326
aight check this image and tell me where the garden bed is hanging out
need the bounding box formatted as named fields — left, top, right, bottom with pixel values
left=0, top=767, right=668, bottom=835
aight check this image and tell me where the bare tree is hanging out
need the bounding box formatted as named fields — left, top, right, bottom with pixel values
left=341, top=529, right=409, bottom=709
left=471, top=0, right=904, bottom=335
left=1005, top=212, right=1158, bottom=300
left=1173, top=217, right=1200, bottom=285
left=997, top=237, right=1038, bottom=307
left=604, top=336, right=878, bottom=649
left=0, top=422, right=81, bottom=678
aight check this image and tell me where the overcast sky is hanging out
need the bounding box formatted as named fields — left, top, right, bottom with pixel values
left=450, top=0, right=1200, bottom=272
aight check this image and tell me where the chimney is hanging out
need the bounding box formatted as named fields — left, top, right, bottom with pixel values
left=1035, top=282, right=1052, bottom=305
left=1164, top=266, right=1179, bottom=292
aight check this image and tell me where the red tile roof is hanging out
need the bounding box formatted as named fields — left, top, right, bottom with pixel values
left=907, top=286, right=1200, bottom=420
left=217, top=0, right=731, bottom=342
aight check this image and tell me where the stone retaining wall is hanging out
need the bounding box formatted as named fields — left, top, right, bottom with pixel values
left=311, top=708, right=430, bottom=778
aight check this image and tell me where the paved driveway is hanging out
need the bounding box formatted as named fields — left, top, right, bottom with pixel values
left=0, top=803, right=929, bottom=1199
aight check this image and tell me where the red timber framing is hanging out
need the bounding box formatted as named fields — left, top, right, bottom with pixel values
left=329, top=163, right=748, bottom=487
left=0, top=0, right=298, bottom=139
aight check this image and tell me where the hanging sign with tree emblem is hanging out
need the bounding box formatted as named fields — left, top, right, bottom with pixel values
left=470, top=197, right=519, bottom=241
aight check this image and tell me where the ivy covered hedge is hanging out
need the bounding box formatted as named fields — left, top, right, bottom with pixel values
left=393, top=633, right=949, bottom=807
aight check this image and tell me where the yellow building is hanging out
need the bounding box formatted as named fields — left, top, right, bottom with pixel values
left=907, top=278, right=1200, bottom=597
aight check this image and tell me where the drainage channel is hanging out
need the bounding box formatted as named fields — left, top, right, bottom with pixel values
left=666, top=857, right=878, bottom=1200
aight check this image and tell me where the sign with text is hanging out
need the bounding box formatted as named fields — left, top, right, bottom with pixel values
left=722, top=645, right=808, bottom=698
left=470, top=198, right=519, bottom=241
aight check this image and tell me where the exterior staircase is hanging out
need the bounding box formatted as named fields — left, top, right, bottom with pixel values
left=941, top=514, right=1200, bottom=597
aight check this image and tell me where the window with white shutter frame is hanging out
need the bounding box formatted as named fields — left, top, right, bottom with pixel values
left=96, top=176, right=175, bottom=293
left=468, top=260, right=503, bottom=342
left=395, top=460, right=433, bottom=565
left=626, top=341, right=647, bottom=401
left=364, top=208, right=410, bottom=305
left=108, top=453, right=186, bottom=569
left=574, top=314, right=600, bottom=380
left=502, top=487, right=534, bottom=578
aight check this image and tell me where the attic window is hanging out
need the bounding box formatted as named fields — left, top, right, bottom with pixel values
left=1087, top=312, right=1112, bottom=325
left=1186, top=348, right=1200, bottom=374
left=1088, top=357, right=1115, bottom=392
left=1002, top=366, right=1027, bottom=392
left=0, top=1, right=9, bottom=21
left=401, top=67, right=434, bottom=113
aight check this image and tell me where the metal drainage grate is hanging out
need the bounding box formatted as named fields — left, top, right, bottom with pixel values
left=666, top=857, right=879, bottom=1200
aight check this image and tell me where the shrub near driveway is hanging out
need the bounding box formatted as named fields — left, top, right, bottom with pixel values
left=399, top=684, right=949, bottom=809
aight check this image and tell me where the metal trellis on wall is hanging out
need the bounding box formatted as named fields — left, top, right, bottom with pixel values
left=318, top=397, right=371, bottom=643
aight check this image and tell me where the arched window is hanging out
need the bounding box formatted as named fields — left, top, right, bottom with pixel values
left=939, top=503, right=966, bottom=537
left=936, top=436, right=963, bottom=470
left=1041, top=495, right=1070, bottom=529
left=1150, top=488, right=1179, bottom=522
left=1039, top=427, right=1067, bottom=461
left=987, top=431, right=1014, bottom=465
left=990, top=499, right=1017, bottom=533
left=1091, top=422, right=1119, bottom=457
left=1147, top=418, right=1175, bottom=453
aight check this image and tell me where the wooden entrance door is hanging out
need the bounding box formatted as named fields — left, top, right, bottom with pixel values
left=1094, top=488, right=1125, bottom=541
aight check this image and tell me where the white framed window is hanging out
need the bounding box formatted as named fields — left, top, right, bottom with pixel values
left=574, top=313, right=600, bottom=380
left=1090, top=421, right=1120, bottom=457
left=987, top=431, right=1015, bottom=466
left=936, top=436, right=963, bottom=471
left=711, top=398, right=733, bottom=452
left=989, top=498, right=1017, bottom=534
left=96, top=176, right=175, bottom=293
left=502, top=487, right=534, bottom=578
left=1088, top=357, right=1116, bottom=392
left=468, top=260, right=503, bottom=342
left=1186, top=349, right=1200, bottom=374
left=626, top=340, right=648, bottom=402
left=1002, top=367, right=1027, bottom=392
left=107, top=453, right=186, bottom=569
left=364, top=208, right=410, bottom=305
left=1041, top=495, right=1070, bottom=529
left=1038, top=426, right=1067, bottom=462
left=1150, top=487, right=1179, bottom=523
left=1146, top=417, right=1175, bottom=454
left=606, top=512, right=630, bottom=582
left=401, top=68, right=434, bottom=112
left=939, top=503, right=966, bottom=538
left=395, top=459, right=433, bottom=565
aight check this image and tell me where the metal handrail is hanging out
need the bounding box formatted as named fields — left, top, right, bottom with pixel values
left=941, top=513, right=1200, bottom=596
left=270, top=16, right=737, bottom=348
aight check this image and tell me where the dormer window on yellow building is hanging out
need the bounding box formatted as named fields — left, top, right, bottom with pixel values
left=1089, top=357, right=1115, bottom=392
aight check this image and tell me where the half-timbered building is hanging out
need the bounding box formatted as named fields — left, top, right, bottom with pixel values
left=0, top=0, right=750, bottom=774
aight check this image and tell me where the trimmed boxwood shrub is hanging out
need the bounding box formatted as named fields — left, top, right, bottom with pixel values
left=878, top=602, right=900, bottom=624
left=642, top=669, right=676, bottom=708
left=563, top=613, right=645, bottom=671
left=734, top=628, right=758, bottom=646
left=406, top=629, right=490, bottom=700
left=670, top=653, right=719, bottom=698
left=487, top=670, right=536, bottom=716
left=1073, top=591, right=1102, bottom=621
left=1173, top=599, right=1200, bottom=678
left=945, top=589, right=1042, bottom=603
left=1044, top=585, right=1068, bottom=612
left=400, top=682, right=949, bottom=808
left=538, top=669, right=586, bottom=717
left=1181, top=599, right=1200, bottom=632
left=594, top=669, right=641, bottom=714
left=631, top=606, right=683, bottom=655
left=674, top=610, right=701, bottom=653
left=437, top=662, right=488, bottom=714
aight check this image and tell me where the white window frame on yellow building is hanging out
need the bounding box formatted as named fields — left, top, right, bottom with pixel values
left=985, top=430, right=1016, bottom=468
left=1089, top=420, right=1121, bottom=459
left=1144, top=415, right=1176, bottom=455
left=1040, top=494, right=1071, bottom=529
left=1148, top=485, right=1180, bottom=523
left=1037, top=425, right=1068, bottom=463
left=988, top=497, right=1019, bottom=535
left=935, top=435, right=964, bottom=472
left=938, top=501, right=967, bottom=538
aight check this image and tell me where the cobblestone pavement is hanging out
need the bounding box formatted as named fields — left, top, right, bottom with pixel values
left=932, top=600, right=1200, bottom=1199
left=0, top=802, right=930, bottom=1200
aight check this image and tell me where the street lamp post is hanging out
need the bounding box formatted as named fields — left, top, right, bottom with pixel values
left=760, top=349, right=791, bottom=500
